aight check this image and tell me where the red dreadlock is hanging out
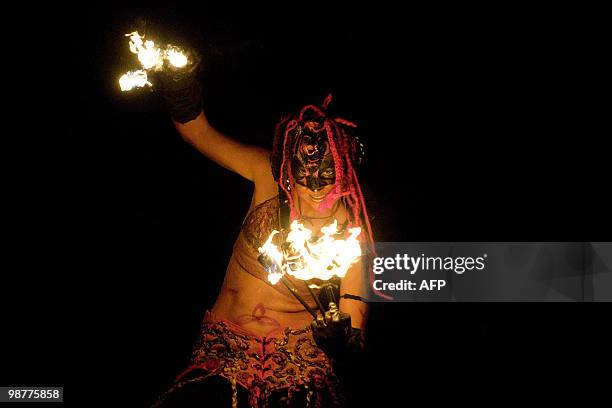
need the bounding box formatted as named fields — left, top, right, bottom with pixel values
left=271, top=94, right=392, bottom=300
left=271, top=95, right=375, bottom=260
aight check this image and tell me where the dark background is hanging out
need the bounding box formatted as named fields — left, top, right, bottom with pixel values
left=3, top=3, right=608, bottom=406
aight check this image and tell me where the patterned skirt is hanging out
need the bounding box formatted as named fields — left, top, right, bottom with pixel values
left=154, top=311, right=344, bottom=408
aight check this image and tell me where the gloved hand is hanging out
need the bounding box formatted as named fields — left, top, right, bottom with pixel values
left=151, top=49, right=203, bottom=124
left=311, top=302, right=364, bottom=360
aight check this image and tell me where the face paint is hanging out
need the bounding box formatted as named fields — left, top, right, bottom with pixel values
left=291, top=124, right=336, bottom=192
left=292, top=153, right=336, bottom=191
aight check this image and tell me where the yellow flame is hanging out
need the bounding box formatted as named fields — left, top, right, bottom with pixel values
left=119, top=70, right=151, bottom=91
left=165, top=46, right=188, bottom=68
left=127, top=32, right=163, bottom=71
left=120, top=31, right=190, bottom=92
left=258, top=220, right=362, bottom=284
left=258, top=230, right=284, bottom=284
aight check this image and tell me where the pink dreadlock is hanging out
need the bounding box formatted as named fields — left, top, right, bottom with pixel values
left=270, top=94, right=375, bottom=260
left=271, top=95, right=392, bottom=300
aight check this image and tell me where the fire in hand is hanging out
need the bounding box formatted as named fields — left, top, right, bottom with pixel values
left=258, top=220, right=362, bottom=285
left=119, top=31, right=189, bottom=91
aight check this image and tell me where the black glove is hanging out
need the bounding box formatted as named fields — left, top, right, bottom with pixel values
left=311, top=302, right=366, bottom=407
left=152, top=49, right=203, bottom=124
left=310, top=302, right=365, bottom=361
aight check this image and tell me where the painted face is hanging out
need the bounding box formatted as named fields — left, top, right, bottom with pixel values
left=291, top=126, right=336, bottom=192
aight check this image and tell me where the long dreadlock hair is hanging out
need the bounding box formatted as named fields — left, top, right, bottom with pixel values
left=270, top=94, right=374, bottom=253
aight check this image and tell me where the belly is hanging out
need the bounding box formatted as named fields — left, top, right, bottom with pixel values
left=211, top=266, right=314, bottom=337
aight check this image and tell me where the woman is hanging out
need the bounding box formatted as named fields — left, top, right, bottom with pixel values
left=154, top=54, right=372, bottom=408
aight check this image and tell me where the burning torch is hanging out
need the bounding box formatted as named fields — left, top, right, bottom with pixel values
left=118, top=30, right=203, bottom=124
left=118, top=31, right=191, bottom=92
left=257, top=220, right=362, bottom=320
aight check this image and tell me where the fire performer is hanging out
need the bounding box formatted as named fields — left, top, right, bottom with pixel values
left=150, top=49, right=372, bottom=408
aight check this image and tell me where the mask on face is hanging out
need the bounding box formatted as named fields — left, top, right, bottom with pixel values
left=290, top=122, right=336, bottom=191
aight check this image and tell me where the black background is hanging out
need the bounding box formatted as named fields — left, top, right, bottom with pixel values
left=2, top=2, right=608, bottom=406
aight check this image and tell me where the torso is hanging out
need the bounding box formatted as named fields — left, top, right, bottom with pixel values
left=211, top=194, right=349, bottom=337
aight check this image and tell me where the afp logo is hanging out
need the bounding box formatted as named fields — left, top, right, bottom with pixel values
left=419, top=280, right=446, bottom=290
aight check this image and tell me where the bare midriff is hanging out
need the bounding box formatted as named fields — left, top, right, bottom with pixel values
left=211, top=266, right=314, bottom=337
left=210, top=227, right=320, bottom=337
left=210, top=196, right=350, bottom=337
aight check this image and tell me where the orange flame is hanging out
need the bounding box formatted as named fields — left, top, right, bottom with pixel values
left=258, top=220, right=362, bottom=284
left=119, top=31, right=189, bottom=91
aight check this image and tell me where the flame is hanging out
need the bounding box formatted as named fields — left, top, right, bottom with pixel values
left=259, top=231, right=284, bottom=284
left=120, top=31, right=189, bottom=91
left=127, top=32, right=163, bottom=71
left=165, top=46, right=188, bottom=68
left=119, top=70, right=151, bottom=91
left=258, top=220, right=362, bottom=284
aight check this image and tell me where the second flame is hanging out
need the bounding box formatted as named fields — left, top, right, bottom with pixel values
left=258, top=220, right=362, bottom=284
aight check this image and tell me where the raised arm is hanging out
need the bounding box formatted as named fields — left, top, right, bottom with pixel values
left=174, top=113, right=277, bottom=207
left=174, top=111, right=271, bottom=183
left=155, top=51, right=277, bottom=204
